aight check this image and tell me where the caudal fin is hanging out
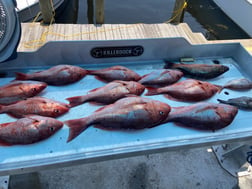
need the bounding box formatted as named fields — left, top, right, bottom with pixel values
left=0, top=104, right=6, bottom=114
left=64, top=118, right=90, bottom=142
left=15, top=72, right=29, bottom=80
left=214, top=84, right=223, bottom=93
left=163, top=60, right=175, bottom=69
left=145, top=87, right=159, bottom=96
left=66, top=96, right=86, bottom=107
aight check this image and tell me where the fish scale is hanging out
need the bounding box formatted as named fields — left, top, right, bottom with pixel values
left=0, top=115, right=63, bottom=145
left=64, top=97, right=171, bottom=142
left=66, top=80, right=145, bottom=107
left=164, top=61, right=229, bottom=79
left=0, top=96, right=69, bottom=118
left=164, top=102, right=238, bottom=130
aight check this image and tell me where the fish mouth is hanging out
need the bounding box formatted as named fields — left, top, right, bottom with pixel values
left=39, top=85, right=47, bottom=91
left=223, top=66, right=229, bottom=71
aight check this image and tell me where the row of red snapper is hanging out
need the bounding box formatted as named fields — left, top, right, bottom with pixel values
left=0, top=62, right=252, bottom=146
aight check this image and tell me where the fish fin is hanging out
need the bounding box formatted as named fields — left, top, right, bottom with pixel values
left=66, top=96, right=86, bottom=107
left=145, top=87, right=159, bottom=96
left=0, top=140, right=12, bottom=146
left=215, top=85, right=223, bottom=93
left=0, top=104, right=4, bottom=114
left=85, top=70, right=91, bottom=74
left=93, top=76, right=108, bottom=83
left=15, top=72, right=29, bottom=80
left=94, top=103, right=116, bottom=112
left=94, top=105, right=111, bottom=112
left=93, top=124, right=113, bottom=130
left=217, top=99, right=227, bottom=104
left=125, top=94, right=138, bottom=98
left=88, top=87, right=101, bottom=93
left=88, top=101, right=106, bottom=106
left=7, top=113, right=22, bottom=119
left=64, top=118, right=89, bottom=142
left=86, top=69, right=94, bottom=74
left=163, top=94, right=181, bottom=102
left=138, top=74, right=148, bottom=83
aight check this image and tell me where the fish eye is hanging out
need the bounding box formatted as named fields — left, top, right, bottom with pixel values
left=159, top=111, right=164, bottom=115
left=54, top=109, right=60, bottom=113
left=50, top=127, right=55, bottom=132
left=32, top=88, right=37, bottom=92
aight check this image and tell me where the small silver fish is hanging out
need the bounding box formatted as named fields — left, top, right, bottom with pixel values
left=217, top=96, right=252, bottom=110
left=223, top=78, right=252, bottom=90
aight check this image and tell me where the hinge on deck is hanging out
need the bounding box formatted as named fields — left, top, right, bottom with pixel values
left=0, top=176, right=9, bottom=189
left=212, top=142, right=252, bottom=177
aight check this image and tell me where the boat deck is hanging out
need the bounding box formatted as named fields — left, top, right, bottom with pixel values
left=2, top=22, right=251, bottom=189
left=18, top=22, right=252, bottom=55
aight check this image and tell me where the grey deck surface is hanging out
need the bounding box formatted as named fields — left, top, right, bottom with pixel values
left=9, top=146, right=242, bottom=189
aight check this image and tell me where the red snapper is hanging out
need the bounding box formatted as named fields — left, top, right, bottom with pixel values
left=64, top=97, right=171, bottom=142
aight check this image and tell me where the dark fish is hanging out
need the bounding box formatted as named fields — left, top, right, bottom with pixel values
left=66, top=80, right=145, bottom=107
left=0, top=97, right=69, bottom=118
left=64, top=97, right=171, bottom=142
left=138, top=69, right=183, bottom=86
left=164, top=61, right=229, bottom=79
left=145, top=79, right=221, bottom=102
left=15, top=65, right=88, bottom=85
left=87, top=66, right=141, bottom=82
left=0, top=81, right=47, bottom=105
left=223, top=78, right=252, bottom=90
left=217, top=96, right=252, bottom=110
left=0, top=115, right=63, bottom=146
left=164, top=102, right=238, bottom=130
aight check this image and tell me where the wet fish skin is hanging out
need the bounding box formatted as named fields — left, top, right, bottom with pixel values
left=0, top=115, right=63, bottom=145
left=223, top=78, right=252, bottom=90
left=0, top=81, right=47, bottom=105
left=15, top=65, right=88, bottom=85
left=217, top=96, right=252, bottom=110
left=87, top=66, right=141, bottom=82
left=164, top=61, right=229, bottom=79
left=66, top=80, right=145, bottom=107
left=64, top=97, right=171, bottom=142
left=0, top=97, right=69, bottom=118
left=164, top=102, right=238, bottom=130
left=145, top=79, right=221, bottom=102
left=138, top=69, right=183, bottom=86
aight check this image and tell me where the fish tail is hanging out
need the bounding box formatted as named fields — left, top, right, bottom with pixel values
left=164, top=60, right=175, bottom=69
left=64, top=118, right=90, bottom=142
left=15, top=72, right=28, bottom=80
left=85, top=70, right=91, bottom=75
left=145, top=87, right=159, bottom=96
left=86, top=70, right=95, bottom=75
left=66, top=96, right=87, bottom=107
left=215, top=84, right=223, bottom=93
left=0, top=104, right=6, bottom=114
